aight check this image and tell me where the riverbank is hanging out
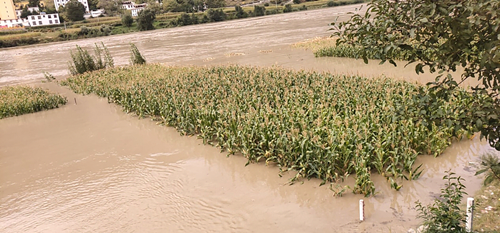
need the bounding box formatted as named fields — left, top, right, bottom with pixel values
left=0, top=0, right=364, bottom=49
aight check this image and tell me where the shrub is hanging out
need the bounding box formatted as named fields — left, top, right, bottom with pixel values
left=201, top=15, right=210, bottom=23
left=206, top=9, right=226, bottom=22
left=264, top=2, right=269, bottom=6
left=253, top=5, right=265, bottom=16
left=79, top=26, right=89, bottom=35
left=234, top=5, right=248, bottom=19
left=190, top=13, right=199, bottom=24
left=175, top=13, right=193, bottom=26
left=293, top=0, right=301, bottom=4
left=68, top=42, right=114, bottom=75
left=415, top=171, right=467, bottom=233
left=122, top=14, right=133, bottom=27
left=130, top=43, right=146, bottom=65
left=327, top=0, right=336, bottom=7
left=283, top=4, right=293, bottom=12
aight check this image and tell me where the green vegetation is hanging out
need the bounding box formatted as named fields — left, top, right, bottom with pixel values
left=68, top=42, right=114, bottom=75
left=129, top=43, right=146, bottom=65
left=331, top=0, right=500, bottom=150
left=61, top=0, right=86, bottom=21
left=61, top=64, right=485, bottom=196
left=122, top=14, right=134, bottom=28
left=416, top=171, right=468, bottom=233
left=473, top=179, right=500, bottom=232
left=414, top=155, right=500, bottom=233
left=314, top=44, right=413, bottom=60
left=0, top=86, right=67, bottom=119
left=476, top=153, right=500, bottom=186
left=137, top=9, right=156, bottom=31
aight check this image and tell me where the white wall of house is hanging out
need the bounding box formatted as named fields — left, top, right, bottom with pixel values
left=0, top=18, right=27, bottom=28
left=130, top=7, right=144, bottom=17
left=26, top=13, right=61, bottom=27
left=122, top=1, right=135, bottom=10
left=121, top=1, right=146, bottom=17
left=54, top=0, right=90, bottom=13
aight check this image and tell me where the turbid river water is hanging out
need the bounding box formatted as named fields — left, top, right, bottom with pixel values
left=0, top=4, right=497, bottom=232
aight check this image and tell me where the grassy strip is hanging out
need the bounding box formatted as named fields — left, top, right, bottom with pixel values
left=0, top=86, right=67, bottom=119
left=61, top=64, right=479, bottom=196
left=474, top=180, right=500, bottom=232
left=0, top=0, right=366, bottom=48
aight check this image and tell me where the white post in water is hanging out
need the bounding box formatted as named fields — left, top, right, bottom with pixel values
left=466, top=197, right=474, bottom=232
left=359, top=199, right=365, bottom=221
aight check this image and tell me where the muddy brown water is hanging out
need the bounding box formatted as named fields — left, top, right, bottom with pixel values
left=0, top=4, right=497, bottom=232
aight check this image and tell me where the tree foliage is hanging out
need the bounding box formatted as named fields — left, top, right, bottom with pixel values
left=88, top=0, right=99, bottom=11
left=122, top=13, right=133, bottom=27
left=63, top=0, right=85, bottom=21
left=205, top=8, right=226, bottom=22
left=234, top=5, right=248, bottom=19
left=205, top=0, right=225, bottom=8
left=28, top=0, right=39, bottom=7
left=164, top=0, right=203, bottom=13
left=332, top=0, right=500, bottom=150
left=20, top=8, right=36, bottom=18
left=253, top=5, right=265, bottom=16
left=137, top=9, right=156, bottom=31
left=97, top=0, right=123, bottom=16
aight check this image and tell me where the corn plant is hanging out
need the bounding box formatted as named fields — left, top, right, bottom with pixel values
left=61, top=65, right=482, bottom=196
left=68, top=42, right=114, bottom=75
left=0, top=86, right=67, bottom=119
left=130, top=43, right=146, bottom=65
left=314, top=44, right=416, bottom=61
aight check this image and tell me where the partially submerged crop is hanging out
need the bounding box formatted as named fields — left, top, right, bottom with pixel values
left=0, top=86, right=67, bottom=119
left=62, top=65, right=481, bottom=196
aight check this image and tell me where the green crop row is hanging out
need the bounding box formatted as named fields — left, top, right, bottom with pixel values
left=0, top=86, right=67, bottom=119
left=314, top=44, right=411, bottom=60
left=61, top=65, right=478, bottom=196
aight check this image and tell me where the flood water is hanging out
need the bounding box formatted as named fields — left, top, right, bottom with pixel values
left=0, top=4, right=497, bottom=233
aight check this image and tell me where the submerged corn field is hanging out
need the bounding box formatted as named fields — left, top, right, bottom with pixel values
left=294, top=37, right=425, bottom=61
left=314, top=44, right=414, bottom=60
left=62, top=64, right=478, bottom=196
left=0, top=86, right=67, bottom=119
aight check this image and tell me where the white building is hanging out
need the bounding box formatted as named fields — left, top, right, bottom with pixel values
left=121, top=1, right=146, bottom=17
left=122, top=1, right=135, bottom=10
left=54, top=0, right=90, bottom=13
left=0, top=18, right=26, bottom=28
left=130, top=4, right=145, bottom=17
left=89, top=9, right=104, bottom=17
left=26, top=13, right=61, bottom=27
